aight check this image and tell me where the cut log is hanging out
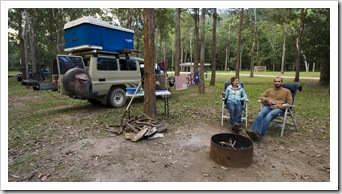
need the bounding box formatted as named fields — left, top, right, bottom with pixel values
left=125, top=122, right=139, bottom=133
left=132, top=127, right=148, bottom=142
left=144, top=127, right=158, bottom=137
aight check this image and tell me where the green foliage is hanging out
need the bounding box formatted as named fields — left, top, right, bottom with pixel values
left=8, top=8, right=329, bottom=82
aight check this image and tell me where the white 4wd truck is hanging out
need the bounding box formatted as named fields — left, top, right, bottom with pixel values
left=52, top=50, right=145, bottom=108
left=23, top=16, right=173, bottom=108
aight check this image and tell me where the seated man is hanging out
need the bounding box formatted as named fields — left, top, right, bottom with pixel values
left=246, top=76, right=292, bottom=141
left=225, top=76, right=247, bottom=133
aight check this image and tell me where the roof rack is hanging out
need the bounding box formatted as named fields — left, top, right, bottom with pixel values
left=69, top=49, right=142, bottom=59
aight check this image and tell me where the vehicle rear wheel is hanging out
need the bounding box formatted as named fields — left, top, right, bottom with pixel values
left=107, top=88, right=127, bottom=108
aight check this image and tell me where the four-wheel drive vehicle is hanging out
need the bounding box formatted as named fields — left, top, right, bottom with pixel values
left=22, top=16, right=174, bottom=108
left=26, top=50, right=174, bottom=108
left=52, top=51, right=145, bottom=108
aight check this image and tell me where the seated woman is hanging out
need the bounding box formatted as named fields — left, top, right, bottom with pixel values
left=225, top=76, right=247, bottom=133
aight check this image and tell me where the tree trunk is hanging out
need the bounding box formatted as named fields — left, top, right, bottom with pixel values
left=210, top=8, right=217, bottom=86
left=301, top=50, right=309, bottom=72
left=320, top=61, right=329, bottom=86
left=224, top=47, right=228, bottom=71
left=52, top=8, right=64, bottom=54
left=249, top=8, right=256, bottom=78
left=23, top=10, right=29, bottom=79
left=312, top=62, right=315, bottom=72
left=193, top=8, right=199, bottom=73
left=319, top=9, right=329, bottom=87
left=136, top=31, right=141, bottom=57
left=225, top=24, right=230, bottom=71
left=180, top=45, right=183, bottom=65
left=158, top=33, right=163, bottom=62
left=18, top=9, right=27, bottom=79
left=240, top=43, right=244, bottom=70
left=281, top=25, right=286, bottom=74
left=294, top=8, right=306, bottom=82
left=171, top=49, right=174, bottom=71
left=189, top=28, right=192, bottom=64
left=28, top=9, right=37, bottom=74
left=235, top=8, right=244, bottom=79
left=163, top=42, right=166, bottom=60
left=143, top=8, right=157, bottom=119
left=198, top=8, right=206, bottom=94
left=272, top=47, right=276, bottom=71
left=174, top=8, right=181, bottom=76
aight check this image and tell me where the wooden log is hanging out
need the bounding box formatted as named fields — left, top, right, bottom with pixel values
left=134, top=121, right=156, bottom=127
left=132, top=127, right=148, bottom=142
left=144, top=127, right=158, bottom=137
left=142, top=113, right=153, bottom=120
left=125, top=122, right=139, bottom=133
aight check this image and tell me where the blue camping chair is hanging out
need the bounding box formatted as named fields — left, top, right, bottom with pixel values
left=258, top=83, right=301, bottom=137
left=221, top=81, right=248, bottom=128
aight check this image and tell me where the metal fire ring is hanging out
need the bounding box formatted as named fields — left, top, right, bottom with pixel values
left=210, top=133, right=253, bottom=168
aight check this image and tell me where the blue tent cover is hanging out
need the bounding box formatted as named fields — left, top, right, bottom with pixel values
left=64, top=17, right=134, bottom=52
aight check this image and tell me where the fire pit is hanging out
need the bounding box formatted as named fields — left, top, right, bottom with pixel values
left=210, top=133, right=253, bottom=168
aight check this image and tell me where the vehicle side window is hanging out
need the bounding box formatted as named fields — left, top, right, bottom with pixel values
left=120, top=59, right=137, bottom=71
left=97, top=57, right=118, bottom=71
left=127, top=59, right=137, bottom=71
left=119, top=59, right=127, bottom=70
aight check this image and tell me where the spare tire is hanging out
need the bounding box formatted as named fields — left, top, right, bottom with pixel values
left=62, top=68, right=91, bottom=94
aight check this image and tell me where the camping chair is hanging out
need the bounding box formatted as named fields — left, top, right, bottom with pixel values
left=221, top=81, right=248, bottom=128
left=258, top=83, right=301, bottom=137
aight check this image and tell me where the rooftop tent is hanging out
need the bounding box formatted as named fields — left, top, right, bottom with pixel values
left=64, top=16, right=134, bottom=53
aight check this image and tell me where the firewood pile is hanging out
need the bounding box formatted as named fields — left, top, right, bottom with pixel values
left=121, top=113, right=167, bottom=142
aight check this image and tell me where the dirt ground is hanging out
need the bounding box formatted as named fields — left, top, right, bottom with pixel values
left=7, top=106, right=331, bottom=190
left=6, top=79, right=333, bottom=191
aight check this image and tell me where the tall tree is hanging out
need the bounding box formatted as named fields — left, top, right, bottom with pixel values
left=27, top=9, right=37, bottom=74
left=143, top=8, right=157, bottom=119
left=23, top=9, right=30, bottom=79
left=198, top=8, right=206, bottom=94
left=51, top=8, right=65, bottom=54
left=210, top=8, right=217, bottom=86
left=235, top=8, right=244, bottom=79
left=280, top=25, right=287, bottom=73
left=294, top=8, right=306, bottom=82
left=193, top=8, right=199, bottom=72
left=155, top=8, right=174, bottom=62
left=318, top=9, right=330, bottom=86
left=267, top=8, right=293, bottom=73
left=174, top=8, right=181, bottom=76
left=17, top=9, right=27, bottom=79
left=249, top=8, right=257, bottom=77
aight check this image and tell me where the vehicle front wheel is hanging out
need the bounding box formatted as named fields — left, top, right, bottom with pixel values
left=107, top=88, right=127, bottom=108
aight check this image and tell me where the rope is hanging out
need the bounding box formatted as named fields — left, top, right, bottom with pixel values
left=45, top=90, right=67, bottom=100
